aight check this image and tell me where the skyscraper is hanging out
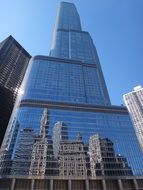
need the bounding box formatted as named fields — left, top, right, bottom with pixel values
left=123, top=85, right=143, bottom=151
left=0, top=86, right=13, bottom=146
left=0, top=35, right=31, bottom=145
left=0, top=2, right=143, bottom=190
left=50, top=2, right=110, bottom=106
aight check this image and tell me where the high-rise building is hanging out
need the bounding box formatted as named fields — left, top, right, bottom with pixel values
left=0, top=86, right=13, bottom=146
left=123, top=85, right=143, bottom=151
left=0, top=35, right=31, bottom=145
left=0, top=2, right=143, bottom=190
left=50, top=2, right=110, bottom=106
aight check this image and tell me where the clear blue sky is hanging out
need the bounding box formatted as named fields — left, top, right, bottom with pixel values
left=0, top=0, right=143, bottom=106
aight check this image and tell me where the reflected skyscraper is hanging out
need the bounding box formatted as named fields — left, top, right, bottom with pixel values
left=88, top=134, right=132, bottom=177
left=11, top=128, right=35, bottom=175
left=29, top=109, right=48, bottom=176
left=52, top=121, right=68, bottom=159
left=0, top=2, right=143, bottom=190
left=59, top=133, right=87, bottom=177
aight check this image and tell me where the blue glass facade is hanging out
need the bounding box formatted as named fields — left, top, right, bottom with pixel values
left=54, top=2, right=82, bottom=31
left=50, top=2, right=110, bottom=106
left=0, top=1, right=143, bottom=179
left=22, top=57, right=106, bottom=105
left=51, top=31, right=97, bottom=64
left=9, top=105, right=143, bottom=176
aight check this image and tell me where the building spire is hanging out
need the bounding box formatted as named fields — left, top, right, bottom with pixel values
left=54, top=2, right=82, bottom=31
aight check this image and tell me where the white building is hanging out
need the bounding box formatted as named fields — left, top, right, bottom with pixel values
left=29, top=109, right=48, bottom=176
left=88, top=134, right=102, bottom=177
left=52, top=121, right=68, bottom=159
left=59, top=133, right=87, bottom=177
left=123, top=85, right=143, bottom=151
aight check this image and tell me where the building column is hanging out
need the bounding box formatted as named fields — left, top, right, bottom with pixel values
left=133, top=179, right=139, bottom=190
left=50, top=179, right=53, bottom=190
left=10, top=178, right=16, bottom=190
left=68, top=180, right=71, bottom=190
left=85, top=179, right=89, bottom=190
left=118, top=179, right=123, bottom=190
left=102, top=180, right=106, bottom=190
left=30, top=179, right=35, bottom=190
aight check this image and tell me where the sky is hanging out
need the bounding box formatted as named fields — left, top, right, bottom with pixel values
left=0, top=0, right=143, bottom=106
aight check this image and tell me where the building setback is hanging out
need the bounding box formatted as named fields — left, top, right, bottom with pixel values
left=0, top=35, right=31, bottom=145
left=0, top=2, right=143, bottom=190
left=123, top=85, right=143, bottom=151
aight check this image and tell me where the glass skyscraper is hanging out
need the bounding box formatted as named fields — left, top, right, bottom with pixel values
left=0, top=2, right=143, bottom=190
left=0, top=35, right=31, bottom=146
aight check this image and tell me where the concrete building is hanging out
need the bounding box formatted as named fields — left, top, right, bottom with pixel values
left=124, top=85, right=143, bottom=151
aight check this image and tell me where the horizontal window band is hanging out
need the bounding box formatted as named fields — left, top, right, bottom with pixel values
left=32, top=55, right=97, bottom=67
left=20, top=100, right=128, bottom=115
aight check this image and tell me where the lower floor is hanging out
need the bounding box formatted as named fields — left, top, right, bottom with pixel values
left=0, top=177, right=143, bottom=190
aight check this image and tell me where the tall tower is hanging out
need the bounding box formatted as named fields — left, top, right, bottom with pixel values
left=50, top=2, right=111, bottom=106
left=0, top=35, right=31, bottom=146
left=0, top=2, right=143, bottom=189
left=123, top=85, right=143, bottom=151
